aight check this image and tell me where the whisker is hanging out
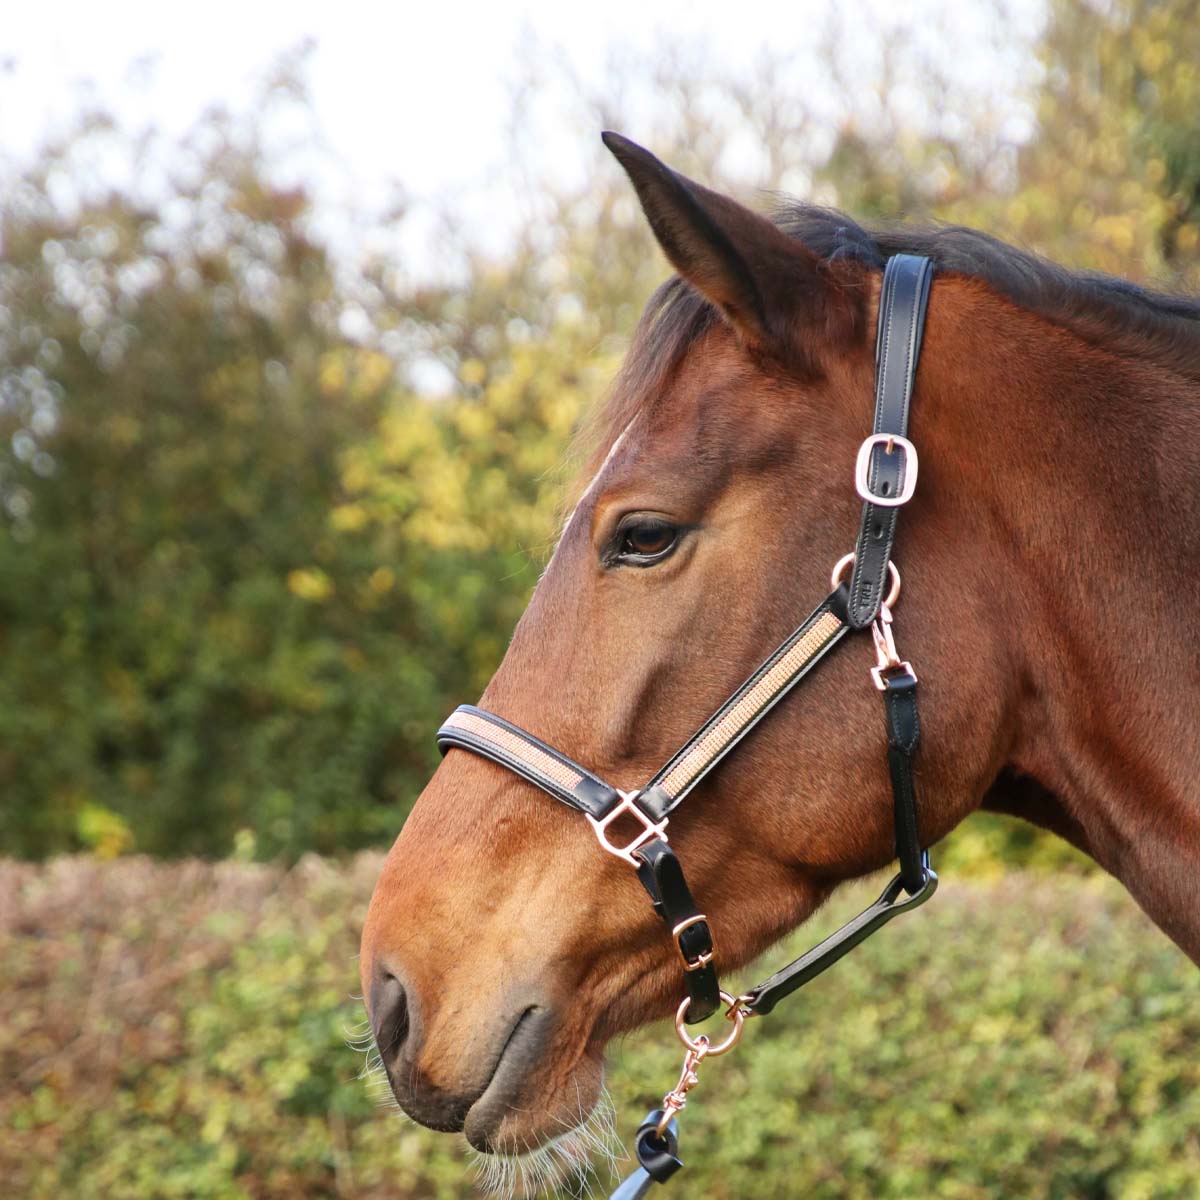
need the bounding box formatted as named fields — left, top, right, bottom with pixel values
left=354, top=1015, right=621, bottom=1198
left=469, top=1076, right=621, bottom=1199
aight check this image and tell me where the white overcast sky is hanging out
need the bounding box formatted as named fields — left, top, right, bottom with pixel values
left=1, top=0, right=1044, bottom=270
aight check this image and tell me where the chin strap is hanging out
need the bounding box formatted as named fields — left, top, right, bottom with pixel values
left=634, top=840, right=720, bottom=1023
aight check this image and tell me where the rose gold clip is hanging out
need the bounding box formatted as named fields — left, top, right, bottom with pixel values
left=655, top=990, right=747, bottom=1137
left=869, top=602, right=916, bottom=691
left=831, top=553, right=914, bottom=690
left=656, top=1041, right=708, bottom=1137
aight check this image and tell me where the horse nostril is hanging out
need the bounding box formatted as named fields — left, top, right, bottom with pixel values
left=369, top=968, right=410, bottom=1066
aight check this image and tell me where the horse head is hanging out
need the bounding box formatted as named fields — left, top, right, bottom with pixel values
left=360, top=133, right=1200, bottom=1183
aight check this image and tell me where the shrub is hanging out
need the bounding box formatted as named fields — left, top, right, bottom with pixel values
left=2, top=856, right=1197, bottom=1198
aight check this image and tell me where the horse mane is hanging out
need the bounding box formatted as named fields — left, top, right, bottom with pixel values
left=582, top=202, right=1200, bottom=477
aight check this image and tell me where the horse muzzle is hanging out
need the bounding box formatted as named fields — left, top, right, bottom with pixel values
left=370, top=964, right=567, bottom=1151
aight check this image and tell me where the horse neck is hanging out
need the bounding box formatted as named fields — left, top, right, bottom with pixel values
left=918, top=276, right=1200, bottom=954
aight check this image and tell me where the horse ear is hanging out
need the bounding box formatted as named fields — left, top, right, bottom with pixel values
left=601, top=131, right=839, bottom=357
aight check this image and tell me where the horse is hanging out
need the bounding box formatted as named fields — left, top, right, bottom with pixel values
left=360, top=132, right=1200, bottom=1190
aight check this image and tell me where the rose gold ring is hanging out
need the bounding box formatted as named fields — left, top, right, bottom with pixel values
left=674, top=991, right=745, bottom=1057
left=830, top=552, right=901, bottom=610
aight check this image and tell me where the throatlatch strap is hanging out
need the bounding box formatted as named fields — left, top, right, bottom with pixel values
left=639, top=588, right=851, bottom=821
left=847, top=254, right=933, bottom=628
left=436, top=706, right=619, bottom=820
left=740, top=857, right=936, bottom=1017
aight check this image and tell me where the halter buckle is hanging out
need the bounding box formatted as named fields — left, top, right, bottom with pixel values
left=671, top=914, right=715, bottom=972
left=588, top=789, right=669, bottom=867
left=855, top=433, right=918, bottom=506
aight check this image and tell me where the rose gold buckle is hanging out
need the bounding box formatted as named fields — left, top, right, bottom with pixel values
left=671, top=914, right=714, bottom=972
left=855, top=433, right=918, bottom=506
left=588, top=789, right=668, bottom=867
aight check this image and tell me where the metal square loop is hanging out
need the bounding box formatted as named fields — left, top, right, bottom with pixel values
left=588, top=789, right=669, bottom=867
left=871, top=660, right=918, bottom=691
left=855, top=433, right=918, bottom=507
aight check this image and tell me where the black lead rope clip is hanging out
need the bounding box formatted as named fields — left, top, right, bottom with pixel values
left=609, top=1112, right=682, bottom=1199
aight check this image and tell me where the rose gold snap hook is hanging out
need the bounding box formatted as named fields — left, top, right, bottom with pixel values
left=674, top=991, right=746, bottom=1057
left=830, top=552, right=901, bottom=610
left=869, top=602, right=917, bottom=690
left=655, top=1038, right=709, bottom=1138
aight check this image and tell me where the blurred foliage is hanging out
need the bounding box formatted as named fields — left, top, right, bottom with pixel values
left=2, top=856, right=1198, bottom=1198
left=936, top=0, right=1200, bottom=282
left=1, top=0, right=1198, bottom=860
left=0, top=125, right=422, bottom=857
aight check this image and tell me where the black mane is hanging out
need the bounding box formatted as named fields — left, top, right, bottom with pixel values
left=779, top=202, right=1200, bottom=342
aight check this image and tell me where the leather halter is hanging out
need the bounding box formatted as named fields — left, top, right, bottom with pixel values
left=436, top=254, right=938, bottom=1195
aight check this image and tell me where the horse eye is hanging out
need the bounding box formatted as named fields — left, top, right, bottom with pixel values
left=614, top=519, right=680, bottom=564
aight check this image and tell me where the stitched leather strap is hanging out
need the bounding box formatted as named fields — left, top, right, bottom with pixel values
left=847, top=254, right=934, bottom=628
left=635, top=839, right=720, bottom=1023
left=741, top=860, right=937, bottom=1016
left=734, top=665, right=931, bottom=1017
left=639, top=587, right=851, bottom=820
left=440, top=588, right=851, bottom=831
left=883, top=670, right=924, bottom=894
left=436, top=705, right=620, bottom=820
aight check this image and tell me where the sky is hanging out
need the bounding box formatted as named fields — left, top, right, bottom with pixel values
left=0, top=0, right=1044, bottom=271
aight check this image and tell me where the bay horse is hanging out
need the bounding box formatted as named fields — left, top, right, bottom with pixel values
left=361, top=133, right=1200, bottom=1190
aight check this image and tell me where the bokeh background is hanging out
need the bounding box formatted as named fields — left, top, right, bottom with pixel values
left=3, top=1, right=1199, bottom=1196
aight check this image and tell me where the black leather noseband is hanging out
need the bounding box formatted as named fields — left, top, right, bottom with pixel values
left=435, top=254, right=939, bottom=1195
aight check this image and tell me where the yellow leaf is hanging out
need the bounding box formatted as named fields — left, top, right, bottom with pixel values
left=287, top=568, right=334, bottom=601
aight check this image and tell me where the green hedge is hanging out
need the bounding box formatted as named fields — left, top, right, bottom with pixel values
left=3, top=856, right=1197, bottom=1199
